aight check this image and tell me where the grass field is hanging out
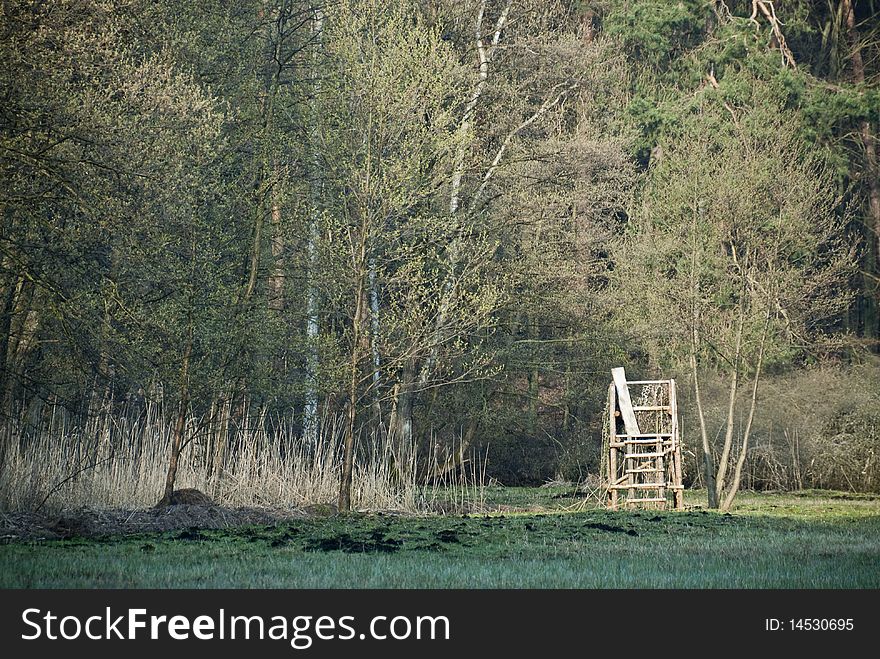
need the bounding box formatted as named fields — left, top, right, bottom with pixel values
left=2, top=489, right=879, bottom=588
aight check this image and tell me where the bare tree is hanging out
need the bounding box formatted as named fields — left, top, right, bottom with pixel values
left=614, top=83, right=856, bottom=510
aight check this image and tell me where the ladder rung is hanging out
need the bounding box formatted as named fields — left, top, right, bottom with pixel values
left=625, top=452, right=663, bottom=458
left=631, top=406, right=671, bottom=412
left=626, top=467, right=664, bottom=473
left=625, top=497, right=667, bottom=503
left=609, top=483, right=665, bottom=490
left=614, top=433, right=674, bottom=438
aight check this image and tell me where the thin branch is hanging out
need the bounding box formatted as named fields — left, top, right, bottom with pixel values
left=34, top=454, right=116, bottom=513
left=705, top=70, right=741, bottom=128
left=750, top=0, right=797, bottom=68
left=473, top=82, right=578, bottom=208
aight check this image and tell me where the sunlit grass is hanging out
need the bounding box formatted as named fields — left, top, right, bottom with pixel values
left=2, top=490, right=878, bottom=588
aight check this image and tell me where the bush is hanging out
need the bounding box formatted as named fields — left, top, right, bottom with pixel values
left=677, top=360, right=880, bottom=493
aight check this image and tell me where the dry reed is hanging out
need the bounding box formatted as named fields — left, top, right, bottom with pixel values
left=0, top=403, right=483, bottom=513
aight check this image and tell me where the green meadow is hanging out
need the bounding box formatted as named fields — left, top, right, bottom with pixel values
left=2, top=490, right=878, bottom=589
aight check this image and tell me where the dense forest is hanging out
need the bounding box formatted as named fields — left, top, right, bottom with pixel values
left=1, top=0, right=879, bottom=513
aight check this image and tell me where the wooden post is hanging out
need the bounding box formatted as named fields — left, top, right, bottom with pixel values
left=656, top=434, right=666, bottom=510
left=611, top=368, right=639, bottom=509
left=670, top=379, right=684, bottom=510
left=607, top=383, right=618, bottom=510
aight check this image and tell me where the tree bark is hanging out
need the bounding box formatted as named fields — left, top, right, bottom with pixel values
left=368, top=256, right=381, bottom=420
left=419, top=0, right=512, bottom=388
left=448, top=0, right=512, bottom=216
left=303, top=5, right=324, bottom=445
left=394, top=360, right=415, bottom=472
left=527, top=313, right=539, bottom=434
left=690, top=204, right=718, bottom=507
left=0, top=272, right=17, bottom=420
left=338, top=267, right=366, bottom=513
left=4, top=282, right=37, bottom=418
left=267, top=183, right=285, bottom=312
left=720, top=301, right=771, bottom=511
left=714, top=295, right=745, bottom=500
left=842, top=0, right=880, bottom=277
left=691, top=344, right=717, bottom=508
left=244, top=199, right=264, bottom=302
left=158, top=335, right=192, bottom=507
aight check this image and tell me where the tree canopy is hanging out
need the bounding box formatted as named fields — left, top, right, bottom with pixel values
left=2, top=0, right=878, bottom=509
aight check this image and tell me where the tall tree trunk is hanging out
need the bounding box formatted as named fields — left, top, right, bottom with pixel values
left=714, top=296, right=745, bottom=500
left=368, top=256, right=381, bottom=422
left=394, top=360, right=415, bottom=471
left=527, top=313, right=539, bottom=435
left=562, top=364, right=571, bottom=434
left=419, top=0, right=512, bottom=388
left=691, top=339, right=717, bottom=508
left=720, top=301, right=772, bottom=511
left=244, top=198, right=264, bottom=302
left=690, top=204, right=718, bottom=507
left=0, top=271, right=17, bottom=420
left=209, top=394, right=232, bottom=487
left=268, top=182, right=285, bottom=312
left=338, top=265, right=367, bottom=513
left=158, top=334, right=192, bottom=507
left=5, top=282, right=37, bottom=418
left=448, top=0, right=512, bottom=215
left=526, top=217, right=545, bottom=435
left=303, top=5, right=324, bottom=445
left=842, top=0, right=880, bottom=295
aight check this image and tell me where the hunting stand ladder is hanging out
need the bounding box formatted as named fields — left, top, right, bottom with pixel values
left=605, top=367, right=684, bottom=510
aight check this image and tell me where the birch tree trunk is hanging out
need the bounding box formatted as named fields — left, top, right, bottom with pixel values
left=690, top=204, right=718, bottom=508
left=448, top=0, right=512, bottom=216
left=303, top=4, right=324, bottom=446
left=417, top=0, right=512, bottom=390
left=714, top=294, right=745, bottom=500
left=720, top=300, right=772, bottom=511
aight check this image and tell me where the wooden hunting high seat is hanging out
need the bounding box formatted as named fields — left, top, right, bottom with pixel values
left=605, top=367, right=684, bottom=510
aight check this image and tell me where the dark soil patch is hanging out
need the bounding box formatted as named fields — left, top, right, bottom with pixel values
left=174, top=528, right=207, bottom=541
left=267, top=529, right=300, bottom=547
left=0, top=506, right=307, bottom=542
left=551, top=490, right=594, bottom=499
left=583, top=522, right=638, bottom=536
left=787, top=490, right=880, bottom=501
left=303, top=532, right=402, bottom=553
left=435, top=529, right=460, bottom=543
